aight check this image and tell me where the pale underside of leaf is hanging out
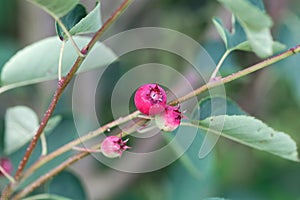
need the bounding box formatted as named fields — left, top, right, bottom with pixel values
left=0, top=36, right=117, bottom=94
left=4, top=105, right=62, bottom=155
left=199, top=115, right=299, bottom=162
left=4, top=106, right=39, bottom=155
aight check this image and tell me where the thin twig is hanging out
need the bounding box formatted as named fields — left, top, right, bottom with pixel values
left=20, top=111, right=140, bottom=188
left=170, top=44, right=300, bottom=105
left=0, top=166, right=15, bottom=184
left=11, top=149, right=90, bottom=200
left=209, top=50, right=231, bottom=80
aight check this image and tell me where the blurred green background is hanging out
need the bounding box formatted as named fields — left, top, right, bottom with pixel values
left=1, top=0, right=300, bottom=199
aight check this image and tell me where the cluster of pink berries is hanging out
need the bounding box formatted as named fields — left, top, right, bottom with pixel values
left=134, top=83, right=182, bottom=132
left=100, top=83, right=182, bottom=159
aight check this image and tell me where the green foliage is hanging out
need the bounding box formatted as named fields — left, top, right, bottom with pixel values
left=215, top=0, right=285, bottom=57
left=23, top=194, right=73, bottom=200
left=165, top=130, right=216, bottom=200
left=27, top=0, right=79, bottom=18
left=199, top=115, right=299, bottom=162
left=48, top=170, right=87, bottom=200
left=56, top=3, right=102, bottom=40
left=273, top=12, right=300, bottom=105
left=4, top=106, right=61, bottom=155
left=4, top=106, right=39, bottom=155
left=56, top=4, right=87, bottom=40
left=199, top=96, right=246, bottom=120
left=0, top=36, right=116, bottom=93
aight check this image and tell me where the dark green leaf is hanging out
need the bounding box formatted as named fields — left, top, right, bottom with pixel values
left=212, top=17, right=248, bottom=51
left=49, top=170, right=87, bottom=200
left=199, top=115, right=299, bottom=162
left=56, top=4, right=87, bottom=40
left=27, top=0, right=79, bottom=18
left=273, top=12, right=300, bottom=105
left=68, top=2, right=102, bottom=38
left=165, top=128, right=216, bottom=199
left=199, top=96, right=247, bottom=120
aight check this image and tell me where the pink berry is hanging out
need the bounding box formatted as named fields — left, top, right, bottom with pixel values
left=134, top=84, right=167, bottom=115
left=155, top=105, right=182, bottom=132
left=101, top=136, right=130, bottom=158
left=0, top=158, right=13, bottom=176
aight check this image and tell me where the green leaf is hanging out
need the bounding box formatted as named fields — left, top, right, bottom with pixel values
left=199, top=115, right=299, bottom=162
left=56, top=4, right=87, bottom=40
left=49, top=170, right=87, bottom=200
left=219, top=0, right=272, bottom=30
left=0, top=36, right=117, bottom=93
left=3, top=106, right=61, bottom=155
left=165, top=128, right=216, bottom=200
left=56, top=2, right=102, bottom=40
left=212, top=17, right=248, bottom=51
left=4, top=106, right=39, bottom=155
left=199, top=96, right=246, bottom=120
left=22, top=194, right=72, bottom=200
left=68, top=2, right=102, bottom=38
left=27, top=0, right=79, bottom=18
left=196, top=96, right=246, bottom=158
left=216, top=0, right=285, bottom=57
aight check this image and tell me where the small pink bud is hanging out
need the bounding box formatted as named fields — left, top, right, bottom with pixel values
left=101, top=136, right=130, bottom=158
left=134, top=84, right=167, bottom=115
left=155, top=105, right=182, bottom=132
left=0, top=158, right=13, bottom=176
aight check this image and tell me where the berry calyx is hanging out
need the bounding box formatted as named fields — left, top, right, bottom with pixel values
left=0, top=157, right=13, bottom=176
left=101, top=136, right=130, bottom=158
left=155, top=105, right=182, bottom=132
left=134, top=83, right=167, bottom=115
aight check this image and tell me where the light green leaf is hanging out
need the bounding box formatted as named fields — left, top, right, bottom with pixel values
left=69, top=2, right=102, bottom=37
left=0, top=36, right=117, bottom=93
left=56, top=3, right=102, bottom=40
left=22, top=194, right=72, bottom=200
left=218, top=0, right=272, bottom=56
left=4, top=106, right=39, bottom=155
left=199, top=115, right=299, bottom=162
left=27, top=0, right=79, bottom=18
left=212, top=18, right=228, bottom=47
left=4, top=105, right=62, bottom=155
left=245, top=27, right=273, bottom=57
left=218, top=0, right=272, bottom=30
